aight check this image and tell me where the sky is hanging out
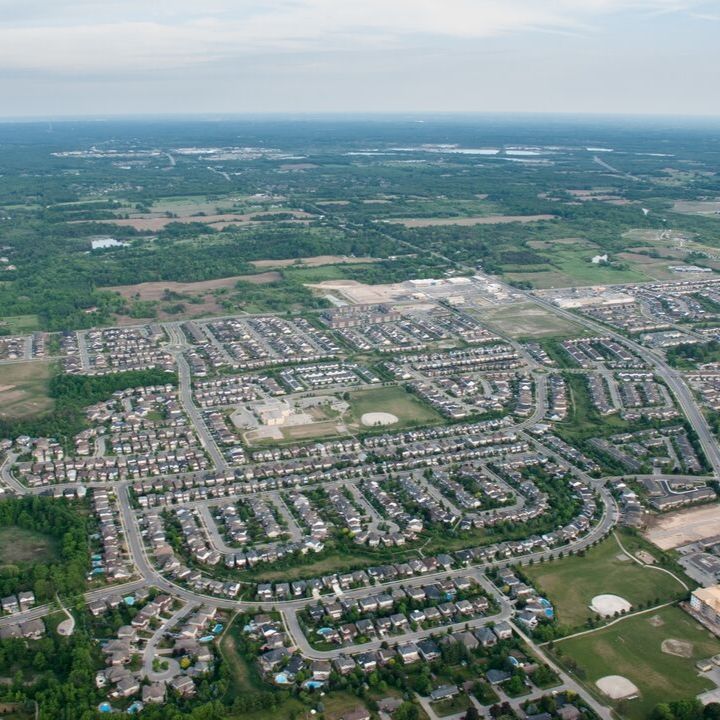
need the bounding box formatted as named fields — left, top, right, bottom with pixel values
left=0, top=0, right=719, bottom=118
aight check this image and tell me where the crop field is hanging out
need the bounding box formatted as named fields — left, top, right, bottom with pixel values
left=556, top=606, right=720, bottom=720
left=523, top=532, right=687, bottom=630
left=0, top=526, right=59, bottom=566
left=0, top=361, right=53, bottom=419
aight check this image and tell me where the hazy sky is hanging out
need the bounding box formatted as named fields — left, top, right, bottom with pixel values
left=1, top=0, right=719, bottom=117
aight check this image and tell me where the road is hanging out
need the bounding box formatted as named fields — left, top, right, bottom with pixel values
left=529, top=294, right=720, bottom=477
left=512, top=622, right=613, bottom=720
left=164, top=324, right=228, bottom=472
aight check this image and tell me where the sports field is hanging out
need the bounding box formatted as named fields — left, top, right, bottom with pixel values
left=557, top=606, right=720, bottom=720
left=347, top=385, right=442, bottom=429
left=524, top=532, right=687, bottom=630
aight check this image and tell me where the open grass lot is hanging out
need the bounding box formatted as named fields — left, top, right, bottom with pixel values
left=0, top=361, right=53, bottom=419
left=0, top=526, right=58, bottom=566
left=524, top=532, right=687, bottom=630
left=556, top=606, right=720, bottom=720
left=0, top=315, right=40, bottom=333
left=478, top=302, right=584, bottom=339
left=506, top=259, right=649, bottom=290
left=347, top=385, right=443, bottom=429
left=431, top=692, right=473, bottom=717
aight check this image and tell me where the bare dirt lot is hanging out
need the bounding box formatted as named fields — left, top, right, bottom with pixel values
left=250, top=255, right=379, bottom=269
left=108, top=272, right=281, bottom=302
left=383, top=214, right=555, bottom=227
left=645, top=505, right=720, bottom=550
left=661, top=639, right=694, bottom=658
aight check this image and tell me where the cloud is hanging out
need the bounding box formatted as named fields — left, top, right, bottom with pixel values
left=0, top=0, right=715, bottom=74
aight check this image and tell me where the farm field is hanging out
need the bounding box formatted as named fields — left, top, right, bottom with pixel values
left=555, top=606, right=720, bottom=720
left=0, top=526, right=59, bottom=566
left=0, top=361, right=53, bottom=419
left=523, top=532, right=687, bottom=630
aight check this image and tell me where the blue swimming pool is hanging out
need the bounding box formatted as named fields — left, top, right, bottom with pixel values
left=303, top=680, right=324, bottom=690
left=97, top=702, right=112, bottom=713
left=275, top=673, right=290, bottom=684
left=212, top=623, right=223, bottom=634
left=199, top=635, right=214, bottom=643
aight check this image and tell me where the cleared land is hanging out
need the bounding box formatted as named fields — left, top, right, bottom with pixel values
left=0, top=315, right=40, bottom=334
left=523, top=533, right=686, bottom=629
left=0, top=526, right=58, bottom=566
left=644, top=505, right=720, bottom=550
left=477, top=302, right=584, bottom=339
left=96, top=208, right=314, bottom=231
left=383, top=214, right=555, bottom=227
left=250, top=255, right=379, bottom=269
left=108, top=272, right=281, bottom=302
left=557, top=606, right=720, bottom=720
left=672, top=199, right=720, bottom=216
left=0, top=361, right=53, bottom=419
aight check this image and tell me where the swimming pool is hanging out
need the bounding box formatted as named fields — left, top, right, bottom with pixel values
left=97, top=702, right=112, bottom=713
left=303, top=680, right=324, bottom=690
left=275, top=673, right=290, bottom=684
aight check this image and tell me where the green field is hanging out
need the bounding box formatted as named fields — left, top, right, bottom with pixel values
left=347, top=385, right=443, bottom=429
left=0, top=361, right=54, bottom=419
left=0, top=526, right=59, bottom=566
left=0, top=315, right=40, bottom=333
left=524, top=532, right=687, bottom=630
left=556, top=606, right=720, bottom=720
left=478, top=302, right=585, bottom=339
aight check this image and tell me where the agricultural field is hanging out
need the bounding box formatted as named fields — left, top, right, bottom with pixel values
left=555, top=606, right=720, bottom=720
left=0, top=361, right=53, bottom=419
left=524, top=532, right=687, bottom=630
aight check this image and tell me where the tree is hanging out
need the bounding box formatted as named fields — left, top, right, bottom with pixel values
left=465, top=707, right=481, bottom=720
